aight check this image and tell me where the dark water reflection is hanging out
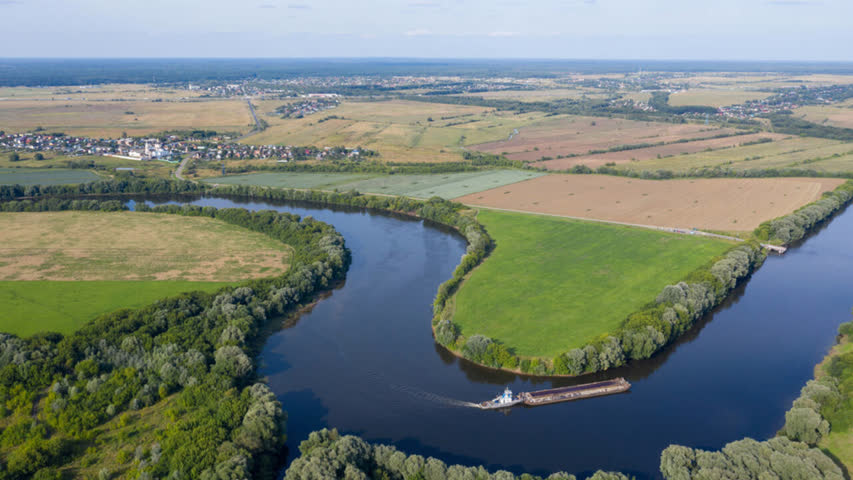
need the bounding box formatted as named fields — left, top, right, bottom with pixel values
left=137, top=196, right=853, bottom=479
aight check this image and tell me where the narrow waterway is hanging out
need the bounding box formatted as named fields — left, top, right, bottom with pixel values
left=154, top=196, right=853, bottom=479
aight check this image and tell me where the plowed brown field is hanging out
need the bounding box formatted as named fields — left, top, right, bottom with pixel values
left=455, top=175, right=844, bottom=231
left=536, top=133, right=790, bottom=171
left=471, top=116, right=735, bottom=162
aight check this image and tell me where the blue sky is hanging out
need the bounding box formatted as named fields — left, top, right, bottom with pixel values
left=1, top=0, right=851, bottom=60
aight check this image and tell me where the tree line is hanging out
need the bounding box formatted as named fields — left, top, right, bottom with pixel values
left=285, top=428, right=630, bottom=480
left=754, top=181, right=853, bottom=244
left=284, top=426, right=843, bottom=480
left=0, top=191, right=350, bottom=479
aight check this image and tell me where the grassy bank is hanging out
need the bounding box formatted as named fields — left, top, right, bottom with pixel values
left=452, top=210, right=733, bottom=357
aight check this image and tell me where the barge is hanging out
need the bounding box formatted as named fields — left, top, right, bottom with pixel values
left=479, top=387, right=524, bottom=409
left=479, top=378, right=630, bottom=409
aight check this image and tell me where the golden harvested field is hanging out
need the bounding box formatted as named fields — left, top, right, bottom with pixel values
left=0, top=211, right=291, bottom=281
left=456, top=88, right=607, bottom=102
left=618, top=137, right=853, bottom=174
left=0, top=84, right=207, bottom=101
left=795, top=104, right=853, bottom=129
left=454, top=174, right=844, bottom=231
left=668, top=89, right=773, bottom=108
left=0, top=98, right=253, bottom=137
left=680, top=74, right=853, bottom=89
left=471, top=115, right=734, bottom=162
left=243, top=99, right=554, bottom=162
left=536, top=133, right=790, bottom=170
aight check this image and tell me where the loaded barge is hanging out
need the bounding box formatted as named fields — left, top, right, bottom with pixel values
left=479, top=378, right=630, bottom=410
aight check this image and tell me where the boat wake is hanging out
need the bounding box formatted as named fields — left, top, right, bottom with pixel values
left=389, top=383, right=480, bottom=408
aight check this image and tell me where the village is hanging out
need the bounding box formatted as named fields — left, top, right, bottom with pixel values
left=0, top=132, right=372, bottom=163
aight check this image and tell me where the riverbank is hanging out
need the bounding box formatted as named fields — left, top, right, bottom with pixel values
left=5, top=177, right=852, bottom=381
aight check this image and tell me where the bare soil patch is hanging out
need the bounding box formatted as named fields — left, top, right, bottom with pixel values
left=454, top=175, right=844, bottom=231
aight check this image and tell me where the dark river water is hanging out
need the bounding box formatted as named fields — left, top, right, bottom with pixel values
left=144, top=196, right=853, bottom=479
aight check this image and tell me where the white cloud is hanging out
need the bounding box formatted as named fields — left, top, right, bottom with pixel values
left=488, top=31, right=520, bottom=37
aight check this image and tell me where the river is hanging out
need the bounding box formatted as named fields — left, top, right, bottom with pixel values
left=145, top=196, right=853, bottom=479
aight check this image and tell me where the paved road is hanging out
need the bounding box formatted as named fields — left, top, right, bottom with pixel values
left=174, top=155, right=191, bottom=181
left=237, top=98, right=263, bottom=141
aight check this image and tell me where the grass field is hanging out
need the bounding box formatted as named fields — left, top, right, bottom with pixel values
left=0, top=167, right=101, bottom=185
left=241, top=99, right=554, bottom=163
left=451, top=210, right=733, bottom=357
left=203, top=170, right=546, bottom=199
left=0, top=151, right=175, bottom=177
left=616, top=136, right=853, bottom=174
left=471, top=115, right=734, bottom=162
left=0, top=211, right=293, bottom=335
left=454, top=175, right=843, bottom=231
left=0, top=98, right=253, bottom=138
left=668, top=89, right=773, bottom=108
left=0, top=281, right=228, bottom=336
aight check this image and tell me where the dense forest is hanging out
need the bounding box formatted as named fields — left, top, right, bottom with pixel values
left=4, top=59, right=853, bottom=86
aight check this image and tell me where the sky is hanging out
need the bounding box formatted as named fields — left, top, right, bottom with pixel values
left=1, top=0, right=852, bottom=60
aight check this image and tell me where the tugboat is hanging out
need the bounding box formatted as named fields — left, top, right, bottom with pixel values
left=478, top=386, right=523, bottom=409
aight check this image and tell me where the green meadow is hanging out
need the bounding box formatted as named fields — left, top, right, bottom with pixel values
left=0, top=167, right=101, bottom=185
left=0, top=281, right=228, bottom=337
left=452, top=209, right=733, bottom=357
left=203, top=170, right=545, bottom=199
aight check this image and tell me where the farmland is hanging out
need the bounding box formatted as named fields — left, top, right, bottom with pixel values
left=451, top=209, right=733, bottom=357
left=536, top=132, right=789, bottom=170
left=668, top=88, right=774, bottom=108
left=0, top=211, right=293, bottom=334
left=0, top=97, right=253, bottom=137
left=454, top=174, right=844, bottom=231
left=0, top=211, right=292, bottom=281
left=241, top=99, right=554, bottom=163
left=614, top=136, right=853, bottom=174
left=455, top=88, right=609, bottom=102
left=0, top=167, right=100, bottom=185
left=203, top=169, right=545, bottom=199
left=795, top=102, right=853, bottom=129
left=471, top=115, right=736, bottom=162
